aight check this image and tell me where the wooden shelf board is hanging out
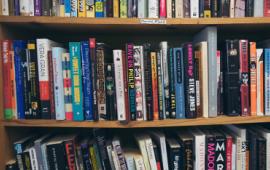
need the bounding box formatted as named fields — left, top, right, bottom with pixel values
left=2, top=116, right=270, bottom=128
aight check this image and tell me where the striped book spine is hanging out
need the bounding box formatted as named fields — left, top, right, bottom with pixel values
left=69, top=42, right=84, bottom=120
left=65, top=0, right=71, bottom=16
left=265, top=48, right=270, bottom=116
left=81, top=41, right=93, bottom=120
left=95, top=0, right=104, bottom=17
left=62, top=53, right=73, bottom=120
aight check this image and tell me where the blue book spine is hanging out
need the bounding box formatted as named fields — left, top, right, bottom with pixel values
left=95, top=0, right=104, bottom=17
left=69, top=42, right=84, bottom=121
left=13, top=40, right=27, bottom=119
left=14, top=0, right=20, bottom=15
left=81, top=41, right=93, bottom=120
left=70, top=0, right=78, bottom=17
left=65, top=0, right=71, bottom=16
left=174, top=48, right=185, bottom=119
left=265, top=48, right=270, bottom=115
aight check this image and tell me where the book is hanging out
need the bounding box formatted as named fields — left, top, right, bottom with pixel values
left=95, top=0, right=104, bottom=17
left=157, top=52, right=165, bottom=119
left=123, top=148, right=136, bottom=170
left=254, top=0, right=263, bottom=17
left=265, top=48, right=270, bottom=115
left=213, top=131, right=226, bottom=169
left=245, top=0, right=254, bottom=17
left=133, top=152, right=146, bottom=170
left=64, top=0, right=71, bottom=16
left=175, top=0, right=183, bottom=18
left=249, top=42, right=257, bottom=116
left=140, top=46, right=147, bottom=121
left=134, top=134, right=151, bottom=170
left=204, top=0, right=211, bottom=17
left=176, top=130, right=193, bottom=169
left=194, top=50, right=201, bottom=117
left=78, top=0, right=86, bottom=17
left=166, top=138, right=181, bottom=170
left=183, top=0, right=190, bottom=17
left=151, top=52, right=159, bottom=120
left=166, top=0, right=171, bottom=18
left=168, top=48, right=176, bottom=118
left=190, top=0, right=199, bottom=18
left=148, top=0, right=159, bottom=18
left=71, top=0, right=78, bottom=17
left=234, top=0, right=245, bottom=17
left=257, top=49, right=264, bottom=116
left=190, top=128, right=205, bottom=170
left=1, top=0, right=9, bottom=15
left=113, top=0, right=119, bottom=17
left=69, top=42, right=84, bottom=121
left=120, top=0, right=127, bottom=18
left=48, top=50, right=56, bottom=119
left=137, top=0, right=147, bottom=18
left=211, top=0, right=218, bottom=17
left=112, top=136, right=128, bottom=169
left=86, top=0, right=95, bottom=17
left=265, top=0, right=270, bottom=16
left=106, top=0, right=113, bottom=17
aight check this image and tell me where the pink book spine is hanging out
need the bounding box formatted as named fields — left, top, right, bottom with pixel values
left=159, top=0, right=166, bottom=18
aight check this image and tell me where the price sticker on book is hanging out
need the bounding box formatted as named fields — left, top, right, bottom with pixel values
left=140, top=19, right=167, bottom=25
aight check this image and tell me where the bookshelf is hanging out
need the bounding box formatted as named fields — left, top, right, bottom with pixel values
left=1, top=16, right=270, bottom=169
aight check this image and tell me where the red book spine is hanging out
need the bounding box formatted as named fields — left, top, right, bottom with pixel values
left=65, top=141, right=76, bottom=170
left=264, top=0, right=270, bottom=16
left=122, top=50, right=130, bottom=122
left=239, top=40, right=250, bottom=116
left=159, top=0, right=166, bottom=18
left=2, top=40, right=13, bottom=119
left=226, top=136, right=232, bottom=170
left=48, top=51, right=55, bottom=119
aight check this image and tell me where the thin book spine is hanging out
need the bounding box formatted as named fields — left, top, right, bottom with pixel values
left=48, top=51, right=56, bottom=119
left=256, top=49, right=264, bottom=116
left=71, top=0, right=78, bottom=17
left=250, top=42, right=257, bottom=116
left=265, top=49, right=270, bottom=115
left=86, top=0, right=95, bottom=17
left=95, top=0, right=104, bottom=17
left=157, top=52, right=164, bottom=120
left=151, top=52, right=159, bottom=120
left=169, top=48, right=176, bottom=118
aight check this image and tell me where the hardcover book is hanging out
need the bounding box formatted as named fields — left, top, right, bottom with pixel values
left=48, top=51, right=56, bottom=119
left=169, top=48, right=176, bottom=118
left=265, top=48, right=270, bottom=115
left=257, top=49, right=264, bottom=116
left=95, top=0, right=104, bottom=17
left=151, top=52, right=159, bottom=120
left=86, top=0, right=95, bottom=17
left=250, top=43, right=257, bottom=116
left=148, top=0, right=159, bottom=18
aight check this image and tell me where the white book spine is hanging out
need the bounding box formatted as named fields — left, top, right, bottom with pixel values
left=138, top=0, right=147, bottom=18
left=257, top=49, right=264, bottom=116
left=111, top=150, right=121, bottom=170
left=1, top=0, right=9, bottom=16
left=106, top=144, right=116, bottom=170
left=134, top=155, right=146, bottom=170
left=230, top=0, right=235, bottom=18
left=254, top=0, right=264, bottom=17
left=140, top=46, right=147, bottom=121
left=37, top=39, right=50, bottom=84
left=29, top=148, right=38, bottom=170
left=232, top=143, right=236, bottom=170
left=175, top=0, right=183, bottom=18
left=160, top=137, right=169, bottom=170
left=167, top=0, right=172, bottom=18
left=20, top=0, right=30, bottom=16
left=29, top=0, right=35, bottom=16
left=148, top=0, right=159, bottom=18
left=195, top=135, right=205, bottom=170
left=125, top=154, right=136, bottom=170
left=113, top=50, right=126, bottom=121
left=190, top=0, right=199, bottom=18
left=145, top=137, right=157, bottom=170
left=135, top=135, right=151, bottom=170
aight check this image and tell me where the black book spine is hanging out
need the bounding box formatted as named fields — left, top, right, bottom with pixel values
left=167, top=146, right=180, bottom=169
left=132, top=0, right=138, bottom=17
left=143, top=44, right=153, bottom=121
left=248, top=132, right=257, bottom=170
left=211, top=0, right=218, bottom=17
left=217, top=0, right=222, bottom=17
left=221, top=0, right=230, bottom=17
left=206, top=136, right=216, bottom=170
left=257, top=138, right=266, bottom=170
left=199, top=0, right=204, bottom=17
left=22, top=151, right=32, bottom=170
left=81, top=143, right=92, bottom=170
left=105, top=63, right=117, bottom=120
left=183, top=43, right=196, bottom=118
left=169, top=48, right=176, bottom=118
left=245, top=0, right=254, bottom=17
left=106, top=0, right=113, bottom=17
left=48, top=51, right=55, bottom=119
left=184, top=140, right=193, bottom=170
left=183, top=0, right=190, bottom=17
left=28, top=41, right=41, bottom=119
left=223, top=40, right=240, bottom=116
left=42, top=0, right=52, bottom=16
left=48, top=143, right=68, bottom=170
left=153, top=144, right=162, bottom=169
left=215, top=135, right=226, bottom=169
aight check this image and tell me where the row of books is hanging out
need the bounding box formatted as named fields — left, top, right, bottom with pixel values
left=2, top=26, right=270, bottom=121
left=2, top=0, right=270, bottom=18
left=6, top=125, right=270, bottom=170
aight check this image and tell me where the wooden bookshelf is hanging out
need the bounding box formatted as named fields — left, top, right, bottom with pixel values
left=2, top=116, right=270, bottom=128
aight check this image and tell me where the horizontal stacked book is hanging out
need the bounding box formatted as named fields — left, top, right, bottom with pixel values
left=6, top=125, right=270, bottom=170
left=2, top=26, right=270, bottom=121
left=1, top=0, right=270, bottom=18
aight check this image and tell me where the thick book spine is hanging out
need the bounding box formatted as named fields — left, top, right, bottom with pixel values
left=106, top=0, right=113, bottom=17
left=95, top=0, right=104, bottom=17
left=29, top=148, right=38, bottom=170
left=239, top=40, right=250, bottom=116
left=165, top=0, right=171, bottom=18
left=245, top=0, right=254, bottom=17
left=120, top=0, right=127, bottom=18
left=105, top=63, right=117, bottom=120
left=183, top=43, right=196, bottom=118
left=183, top=140, right=193, bottom=169
left=34, top=0, right=41, bottom=16
left=113, top=0, right=119, bottom=17
left=48, top=51, right=56, bottom=119
left=8, top=0, right=14, bottom=16
left=257, top=49, right=264, bottom=116
left=96, top=44, right=107, bottom=119
left=151, top=52, right=159, bottom=120
left=81, top=41, right=93, bottom=120
left=65, top=0, right=71, bottom=16
left=42, top=0, right=52, bottom=16
left=112, top=137, right=128, bottom=169
left=169, top=49, right=176, bottom=118
left=78, top=0, right=86, bottom=17
left=254, top=0, right=263, bottom=17
left=226, top=136, right=232, bottom=170
left=52, top=47, right=66, bottom=120
left=143, top=44, right=153, bottom=121
left=250, top=42, right=257, bottom=116
left=206, top=136, right=216, bottom=170
left=211, top=0, right=218, bottom=17
left=157, top=52, right=165, bottom=120
left=264, top=0, right=270, bottom=16
left=148, top=0, right=159, bottom=18
left=183, top=0, right=190, bottom=17
left=86, top=0, right=95, bottom=17
left=126, top=43, right=136, bottom=120
left=134, top=46, right=144, bottom=121
left=69, top=42, right=84, bottom=120
left=2, top=40, right=14, bottom=119
left=138, top=0, right=147, bottom=18
left=71, top=0, right=78, bottom=17
left=27, top=41, right=40, bottom=119
left=199, top=0, right=204, bottom=17
left=190, top=0, right=199, bottom=18
left=204, top=0, right=211, bottom=17
left=122, top=50, right=131, bottom=122
left=257, top=138, right=266, bottom=170
left=14, top=0, right=20, bottom=15
left=194, top=51, right=202, bottom=117
left=174, top=48, right=185, bottom=119
left=1, top=0, right=9, bottom=15
left=221, top=0, right=230, bottom=17
left=81, top=143, right=92, bottom=170
left=62, top=53, right=73, bottom=120
left=65, top=140, right=76, bottom=170
left=265, top=49, right=270, bottom=115
left=234, top=0, right=245, bottom=17
left=175, top=0, right=183, bottom=18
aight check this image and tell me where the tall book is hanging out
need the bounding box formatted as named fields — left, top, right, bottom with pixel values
left=239, top=40, right=250, bottom=116
left=157, top=52, right=165, bottom=119
left=140, top=46, right=147, bottom=121
left=254, top=0, right=263, bottom=17
left=169, top=48, right=176, bottom=118
left=190, top=128, right=205, bottom=170
left=183, top=43, right=196, bottom=118
left=204, top=0, right=211, bottom=17
left=120, top=0, right=127, bottom=18
left=190, top=0, right=199, bottom=18
left=175, top=0, right=183, bottom=18
left=1, top=0, right=9, bottom=15
left=64, top=0, right=71, bottom=16
left=264, top=0, right=270, bottom=16
left=151, top=52, right=159, bottom=120
left=113, top=0, right=119, bottom=17
left=265, top=48, right=270, bottom=116
left=138, top=0, right=147, bottom=18
left=194, top=51, right=202, bottom=117
left=245, top=0, right=254, bottom=17
left=183, top=0, right=190, bottom=17
left=48, top=51, right=56, bottom=119
left=122, top=50, right=131, bottom=122
left=86, top=0, right=95, bottom=17
left=211, top=0, right=218, bottom=17
left=166, top=138, right=181, bottom=170
left=176, top=130, right=193, bottom=169
left=250, top=42, right=257, bottom=116
left=95, top=0, right=104, bottom=17
left=10, top=50, right=17, bottom=119
left=165, top=0, right=170, bottom=18
left=213, top=131, right=226, bottom=169
left=173, top=48, right=185, bottom=119
left=71, top=0, right=78, bottom=17
left=234, top=0, right=245, bottom=17
left=148, top=0, right=159, bottom=18
left=193, top=26, right=217, bottom=117
left=52, top=47, right=66, bottom=120
left=69, top=42, right=84, bottom=121
left=257, top=49, right=264, bottom=116
left=112, top=137, right=128, bottom=169
left=217, top=50, right=221, bottom=115
left=220, top=0, right=230, bottom=17
left=78, top=0, right=86, bottom=17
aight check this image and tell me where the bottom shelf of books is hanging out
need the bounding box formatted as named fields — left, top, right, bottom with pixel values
left=3, top=124, right=270, bottom=170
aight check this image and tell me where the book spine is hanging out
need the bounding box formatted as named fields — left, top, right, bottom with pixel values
left=148, top=0, right=159, bottom=18
left=175, top=0, right=183, bottom=18
left=151, top=52, right=159, bottom=120
left=105, top=63, right=117, bottom=120
left=51, top=0, right=58, bottom=16
left=28, top=41, right=40, bottom=119
left=42, top=0, right=52, bottom=16
left=132, top=0, right=138, bottom=17
left=62, top=53, right=73, bottom=120
left=8, top=0, right=14, bottom=16
left=29, top=148, right=38, bottom=170
left=204, top=0, right=211, bottom=17
left=106, top=0, right=113, bottom=17
left=183, top=0, right=190, bottom=17
left=169, top=49, right=176, bottom=118
left=172, top=0, right=175, bottom=18
left=265, top=49, right=270, bottom=115
left=103, top=0, right=107, bottom=17
left=48, top=51, right=56, bottom=119
left=2, top=40, right=13, bottom=119
left=250, top=42, right=257, bottom=116
left=160, top=41, right=170, bottom=119
left=96, top=44, right=106, bottom=119
left=95, top=0, right=104, bottom=17
left=81, top=144, right=92, bottom=170
left=221, top=0, right=230, bottom=17
left=65, top=141, right=76, bottom=170
left=234, top=0, right=245, bottom=17
left=114, top=50, right=127, bottom=121
left=264, top=0, right=270, bottom=16
left=24, top=49, right=31, bottom=119
left=239, top=40, right=250, bottom=116
left=81, top=41, right=93, bottom=120
left=78, top=0, right=86, bottom=17
left=254, top=0, right=263, bottom=17
left=157, top=52, right=165, bottom=120
left=174, top=48, right=185, bottom=119
left=69, top=42, right=84, bottom=120
left=52, top=47, right=66, bottom=120
left=165, top=0, right=170, bottom=18
left=184, top=140, right=193, bottom=169
left=120, top=0, right=127, bottom=18
left=106, top=143, right=115, bottom=170
left=194, top=51, right=202, bottom=117
left=140, top=46, right=147, bottom=121
left=34, top=0, right=41, bottom=16
left=199, top=0, right=204, bottom=17
left=245, top=0, right=254, bottom=17
left=190, top=0, right=199, bottom=18
left=1, top=0, right=9, bottom=15
left=10, top=51, right=17, bottom=119
left=22, top=150, right=32, bottom=170
left=112, top=138, right=128, bottom=169
left=257, top=49, right=264, bottom=116
left=71, top=0, right=78, bottom=17
left=122, top=51, right=131, bottom=122
left=145, top=138, right=157, bottom=170
left=113, top=0, right=119, bottom=17
left=127, top=0, right=132, bottom=17
left=195, top=135, right=205, bottom=170
left=226, top=136, right=232, bottom=170
left=217, top=51, right=221, bottom=115
left=89, top=145, right=98, bottom=170
left=133, top=46, right=144, bottom=121
left=215, top=136, right=226, bottom=169
left=143, top=44, right=153, bottom=121
left=20, top=0, right=30, bottom=16
left=211, top=0, right=218, bottom=17
left=183, top=43, right=196, bottom=118
left=86, top=0, right=95, bottom=17
left=258, top=139, right=266, bottom=170
left=47, top=145, right=59, bottom=169
left=138, top=0, right=147, bottom=18
left=14, top=0, right=20, bottom=15
left=65, top=0, right=71, bottom=16
left=206, top=136, right=216, bottom=170
left=59, top=0, right=65, bottom=17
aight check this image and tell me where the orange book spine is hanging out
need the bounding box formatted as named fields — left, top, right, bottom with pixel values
left=10, top=51, right=17, bottom=118
left=151, top=52, right=159, bottom=120
left=250, top=42, right=257, bottom=116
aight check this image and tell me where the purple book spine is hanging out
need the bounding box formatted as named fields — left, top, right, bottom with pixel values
left=34, top=0, right=42, bottom=16
left=14, top=0, right=20, bottom=16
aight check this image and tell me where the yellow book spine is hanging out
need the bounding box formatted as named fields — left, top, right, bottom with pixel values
left=113, top=0, right=119, bottom=17
left=204, top=10, right=211, bottom=18
left=60, top=5, right=65, bottom=17
left=86, top=0, right=95, bottom=17
left=89, top=147, right=98, bottom=170
left=78, top=0, right=86, bottom=17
